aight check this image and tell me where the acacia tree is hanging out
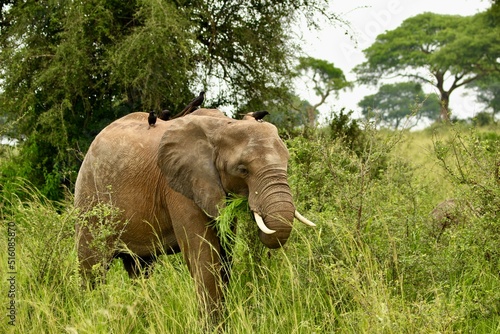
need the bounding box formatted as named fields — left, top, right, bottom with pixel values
left=0, top=0, right=336, bottom=199
left=295, top=56, right=351, bottom=127
left=358, top=82, right=441, bottom=129
left=354, top=11, right=500, bottom=122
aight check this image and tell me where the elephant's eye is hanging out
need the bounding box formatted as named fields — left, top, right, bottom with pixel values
left=236, top=165, right=248, bottom=177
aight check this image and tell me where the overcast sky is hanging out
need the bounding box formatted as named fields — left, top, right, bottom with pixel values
left=296, top=0, right=492, bottom=124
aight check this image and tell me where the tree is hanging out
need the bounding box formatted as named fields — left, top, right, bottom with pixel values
left=295, top=56, right=351, bottom=127
left=354, top=11, right=500, bottom=122
left=358, top=82, right=441, bottom=129
left=0, top=0, right=336, bottom=199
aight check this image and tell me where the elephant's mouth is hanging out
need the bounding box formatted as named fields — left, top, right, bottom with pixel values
left=252, top=210, right=310, bottom=249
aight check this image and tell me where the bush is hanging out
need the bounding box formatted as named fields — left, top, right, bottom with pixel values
left=328, top=108, right=366, bottom=154
left=0, top=140, right=73, bottom=202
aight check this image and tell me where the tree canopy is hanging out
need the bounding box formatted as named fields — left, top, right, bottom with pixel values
left=354, top=11, right=500, bottom=122
left=358, top=82, right=441, bottom=129
left=0, top=0, right=335, bottom=199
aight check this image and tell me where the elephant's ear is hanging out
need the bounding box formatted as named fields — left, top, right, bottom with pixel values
left=157, top=114, right=229, bottom=217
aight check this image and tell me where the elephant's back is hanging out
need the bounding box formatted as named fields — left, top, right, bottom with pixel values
left=90, top=112, right=169, bottom=153
left=74, top=112, right=167, bottom=206
left=105, top=112, right=168, bottom=134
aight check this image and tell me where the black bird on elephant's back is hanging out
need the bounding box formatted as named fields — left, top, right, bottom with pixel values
left=158, top=109, right=171, bottom=121
left=148, top=111, right=157, bottom=129
left=242, top=110, right=269, bottom=122
left=175, top=91, right=205, bottom=118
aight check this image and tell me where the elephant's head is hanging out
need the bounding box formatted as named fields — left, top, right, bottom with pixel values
left=157, top=109, right=313, bottom=248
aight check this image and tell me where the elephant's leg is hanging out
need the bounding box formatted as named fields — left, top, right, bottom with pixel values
left=168, top=192, right=224, bottom=315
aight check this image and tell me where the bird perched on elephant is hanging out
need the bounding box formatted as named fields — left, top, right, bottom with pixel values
left=148, top=111, right=157, bottom=129
left=174, top=91, right=205, bottom=118
left=74, top=108, right=315, bottom=315
left=242, top=110, right=269, bottom=121
left=158, top=109, right=171, bottom=121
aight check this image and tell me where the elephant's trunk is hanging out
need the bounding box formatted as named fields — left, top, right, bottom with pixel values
left=248, top=167, right=295, bottom=249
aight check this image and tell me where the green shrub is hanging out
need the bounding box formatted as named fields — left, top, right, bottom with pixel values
left=328, top=108, right=366, bottom=154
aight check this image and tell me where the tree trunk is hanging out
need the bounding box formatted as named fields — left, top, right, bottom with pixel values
left=435, top=70, right=451, bottom=123
left=440, top=91, right=450, bottom=122
left=306, top=105, right=316, bottom=127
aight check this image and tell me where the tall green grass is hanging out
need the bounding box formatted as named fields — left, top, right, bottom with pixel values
left=1, top=124, right=499, bottom=333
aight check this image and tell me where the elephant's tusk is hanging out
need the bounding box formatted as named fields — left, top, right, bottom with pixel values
left=294, top=210, right=316, bottom=227
left=253, top=212, right=276, bottom=234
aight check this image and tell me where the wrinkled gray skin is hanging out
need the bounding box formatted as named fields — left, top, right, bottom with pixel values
left=74, top=109, right=296, bottom=313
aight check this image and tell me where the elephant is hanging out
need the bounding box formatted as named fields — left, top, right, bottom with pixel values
left=74, top=108, right=315, bottom=314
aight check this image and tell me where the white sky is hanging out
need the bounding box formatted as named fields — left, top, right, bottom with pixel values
left=296, top=0, right=492, bottom=124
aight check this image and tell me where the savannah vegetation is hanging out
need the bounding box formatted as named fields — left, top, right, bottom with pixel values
left=1, top=120, right=500, bottom=333
left=1, top=0, right=500, bottom=333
